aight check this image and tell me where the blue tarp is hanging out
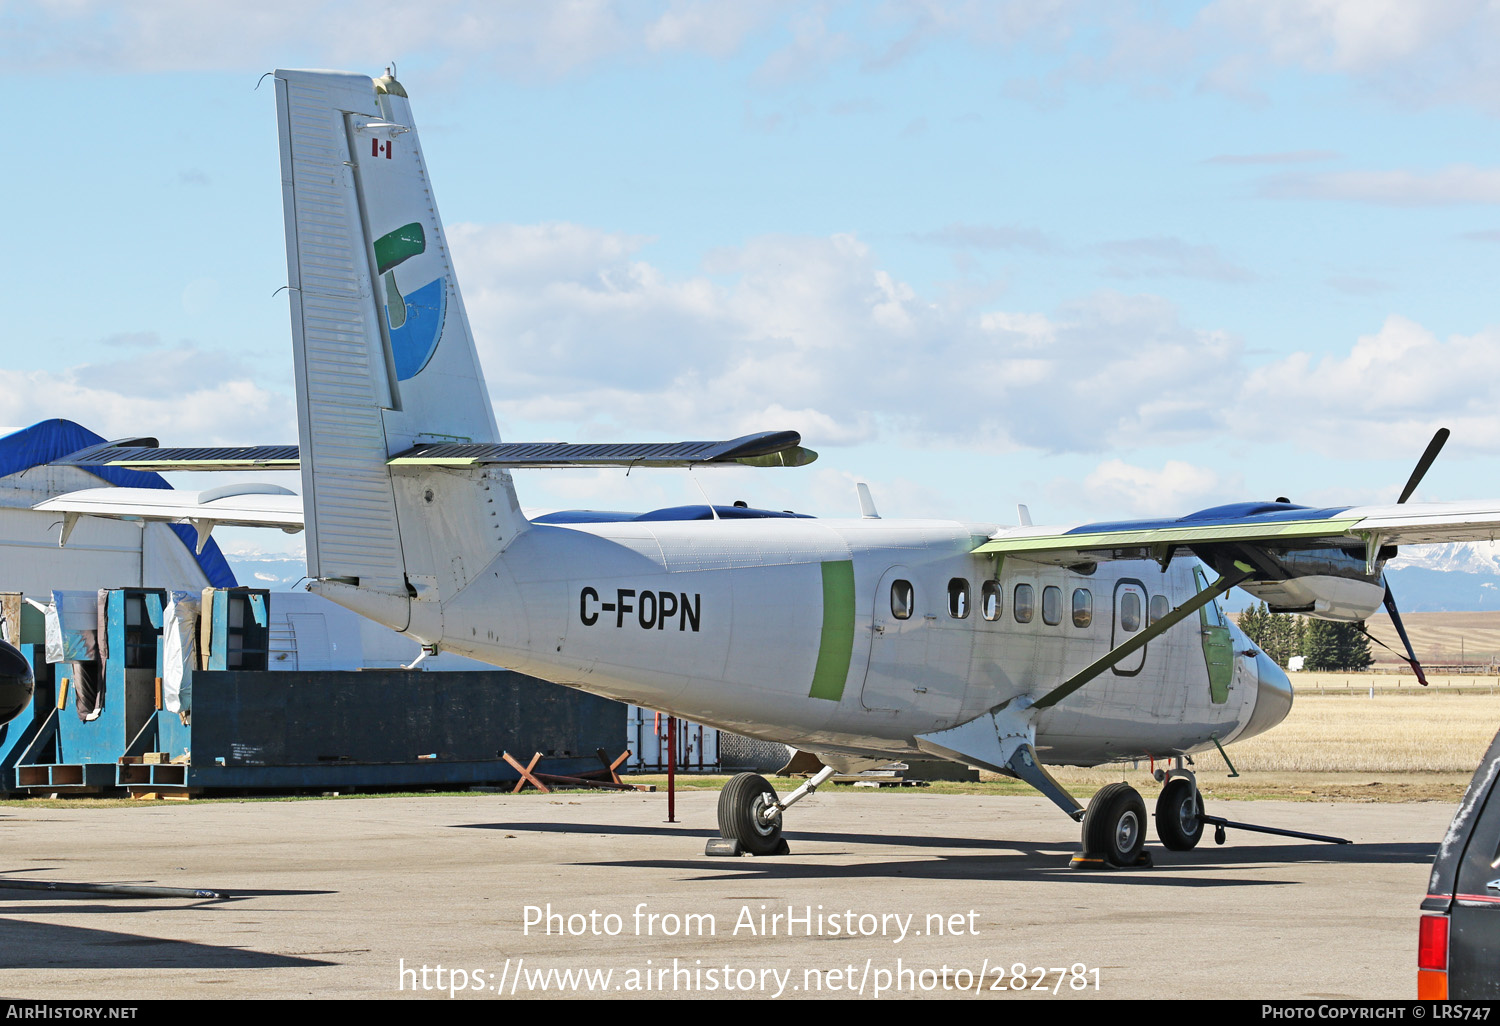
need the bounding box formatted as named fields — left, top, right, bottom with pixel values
left=0, top=419, right=237, bottom=588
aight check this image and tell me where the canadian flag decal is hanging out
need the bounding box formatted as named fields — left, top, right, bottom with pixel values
left=372, top=138, right=393, bottom=159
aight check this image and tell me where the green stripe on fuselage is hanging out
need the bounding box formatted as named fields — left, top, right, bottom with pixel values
left=809, top=560, right=855, bottom=701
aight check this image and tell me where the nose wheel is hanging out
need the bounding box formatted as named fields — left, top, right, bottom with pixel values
left=1154, top=776, right=1205, bottom=850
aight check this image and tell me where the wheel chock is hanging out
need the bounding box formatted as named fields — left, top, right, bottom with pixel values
left=1069, top=849, right=1153, bottom=870
left=704, top=837, right=792, bottom=857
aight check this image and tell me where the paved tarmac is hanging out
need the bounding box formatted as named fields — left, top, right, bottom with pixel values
left=0, top=789, right=1454, bottom=1000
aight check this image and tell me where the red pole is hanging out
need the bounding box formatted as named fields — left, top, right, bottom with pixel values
left=666, top=714, right=677, bottom=823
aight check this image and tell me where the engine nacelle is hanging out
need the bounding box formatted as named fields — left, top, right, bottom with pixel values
left=1198, top=544, right=1389, bottom=622
left=0, top=639, right=34, bottom=726
left=1237, top=576, right=1386, bottom=622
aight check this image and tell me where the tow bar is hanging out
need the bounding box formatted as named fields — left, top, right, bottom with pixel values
left=1202, top=814, right=1350, bottom=846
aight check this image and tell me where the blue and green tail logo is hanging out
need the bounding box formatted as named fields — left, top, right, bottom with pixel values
left=374, top=222, right=446, bottom=380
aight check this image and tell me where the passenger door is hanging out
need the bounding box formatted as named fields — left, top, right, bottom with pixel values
left=1110, top=579, right=1147, bottom=675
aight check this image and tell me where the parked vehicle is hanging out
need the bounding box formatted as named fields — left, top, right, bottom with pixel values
left=1419, top=726, right=1500, bottom=998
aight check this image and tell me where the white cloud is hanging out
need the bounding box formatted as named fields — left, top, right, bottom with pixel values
left=1261, top=166, right=1500, bottom=206
left=11, top=1, right=1499, bottom=115
left=1201, top=0, right=1481, bottom=74
left=1239, top=315, right=1500, bottom=454
left=1068, top=458, right=1244, bottom=518
left=450, top=221, right=1240, bottom=454
left=1197, top=0, right=1500, bottom=111
left=1, top=0, right=782, bottom=77
left=0, top=344, right=293, bottom=445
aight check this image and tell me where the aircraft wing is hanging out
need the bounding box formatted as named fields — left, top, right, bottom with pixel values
left=53, top=430, right=816, bottom=472
left=976, top=500, right=1500, bottom=566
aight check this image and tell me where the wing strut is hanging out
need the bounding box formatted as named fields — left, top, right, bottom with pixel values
left=1355, top=588, right=1430, bottom=687
left=1032, top=568, right=1254, bottom=711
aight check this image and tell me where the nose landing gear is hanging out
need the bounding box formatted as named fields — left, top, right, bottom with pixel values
left=1154, top=774, right=1206, bottom=851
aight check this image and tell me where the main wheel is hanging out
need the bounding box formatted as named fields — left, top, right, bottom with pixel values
left=718, top=772, right=783, bottom=855
left=1154, top=777, right=1205, bottom=850
left=1081, top=782, right=1147, bottom=867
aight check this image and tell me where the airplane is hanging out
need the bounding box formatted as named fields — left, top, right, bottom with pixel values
left=34, top=68, right=1500, bottom=868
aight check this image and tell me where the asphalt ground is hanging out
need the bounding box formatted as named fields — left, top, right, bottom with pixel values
left=0, top=790, right=1454, bottom=1001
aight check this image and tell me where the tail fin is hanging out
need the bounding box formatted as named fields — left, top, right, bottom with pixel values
left=275, top=69, right=522, bottom=637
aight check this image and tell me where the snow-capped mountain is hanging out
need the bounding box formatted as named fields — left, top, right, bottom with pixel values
left=1383, top=541, right=1500, bottom=612
left=1387, top=541, right=1500, bottom=575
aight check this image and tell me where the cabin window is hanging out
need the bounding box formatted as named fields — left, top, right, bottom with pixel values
left=1120, top=591, right=1142, bottom=632
left=1013, top=583, right=1035, bottom=623
left=1042, top=585, right=1062, bottom=625
left=981, top=580, right=1002, bottom=621
left=1073, top=588, right=1093, bottom=628
left=1149, top=594, right=1170, bottom=625
left=891, top=580, right=914, bottom=620
left=947, top=578, right=970, bottom=619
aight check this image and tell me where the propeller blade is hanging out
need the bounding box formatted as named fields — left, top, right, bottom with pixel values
left=1381, top=583, right=1429, bottom=687
left=1397, top=427, right=1450, bottom=504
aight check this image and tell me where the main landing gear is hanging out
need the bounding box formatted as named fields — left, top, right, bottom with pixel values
left=1072, top=782, right=1152, bottom=869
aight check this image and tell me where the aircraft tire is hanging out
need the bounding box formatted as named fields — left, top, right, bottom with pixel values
left=1082, top=782, right=1147, bottom=867
left=718, top=772, right=784, bottom=855
left=1154, top=777, right=1205, bottom=850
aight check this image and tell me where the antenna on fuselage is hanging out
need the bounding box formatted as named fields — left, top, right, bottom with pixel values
left=856, top=483, right=879, bottom=519
left=1017, top=504, right=1033, bottom=527
left=686, top=468, right=720, bottom=520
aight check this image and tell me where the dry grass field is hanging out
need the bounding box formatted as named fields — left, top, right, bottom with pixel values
left=1340, top=611, right=1500, bottom=671
left=1198, top=677, right=1500, bottom=774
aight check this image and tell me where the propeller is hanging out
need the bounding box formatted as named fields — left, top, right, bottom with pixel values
left=1376, top=426, right=1450, bottom=687
left=1397, top=427, right=1449, bottom=504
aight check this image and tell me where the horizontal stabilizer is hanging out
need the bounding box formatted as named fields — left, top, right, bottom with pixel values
left=385, top=430, right=817, bottom=468
left=53, top=431, right=816, bottom=473
left=55, top=440, right=299, bottom=472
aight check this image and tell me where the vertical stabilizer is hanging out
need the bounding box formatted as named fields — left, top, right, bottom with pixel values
left=275, top=69, right=521, bottom=636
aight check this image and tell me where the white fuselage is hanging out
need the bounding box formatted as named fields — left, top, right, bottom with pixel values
left=390, top=516, right=1289, bottom=768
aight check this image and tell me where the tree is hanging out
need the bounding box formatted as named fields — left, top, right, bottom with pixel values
left=1238, top=602, right=1302, bottom=668
left=1302, top=618, right=1372, bottom=671
left=1338, top=620, right=1373, bottom=671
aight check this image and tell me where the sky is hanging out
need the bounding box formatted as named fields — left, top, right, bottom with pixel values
left=2, top=0, right=1499, bottom=579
